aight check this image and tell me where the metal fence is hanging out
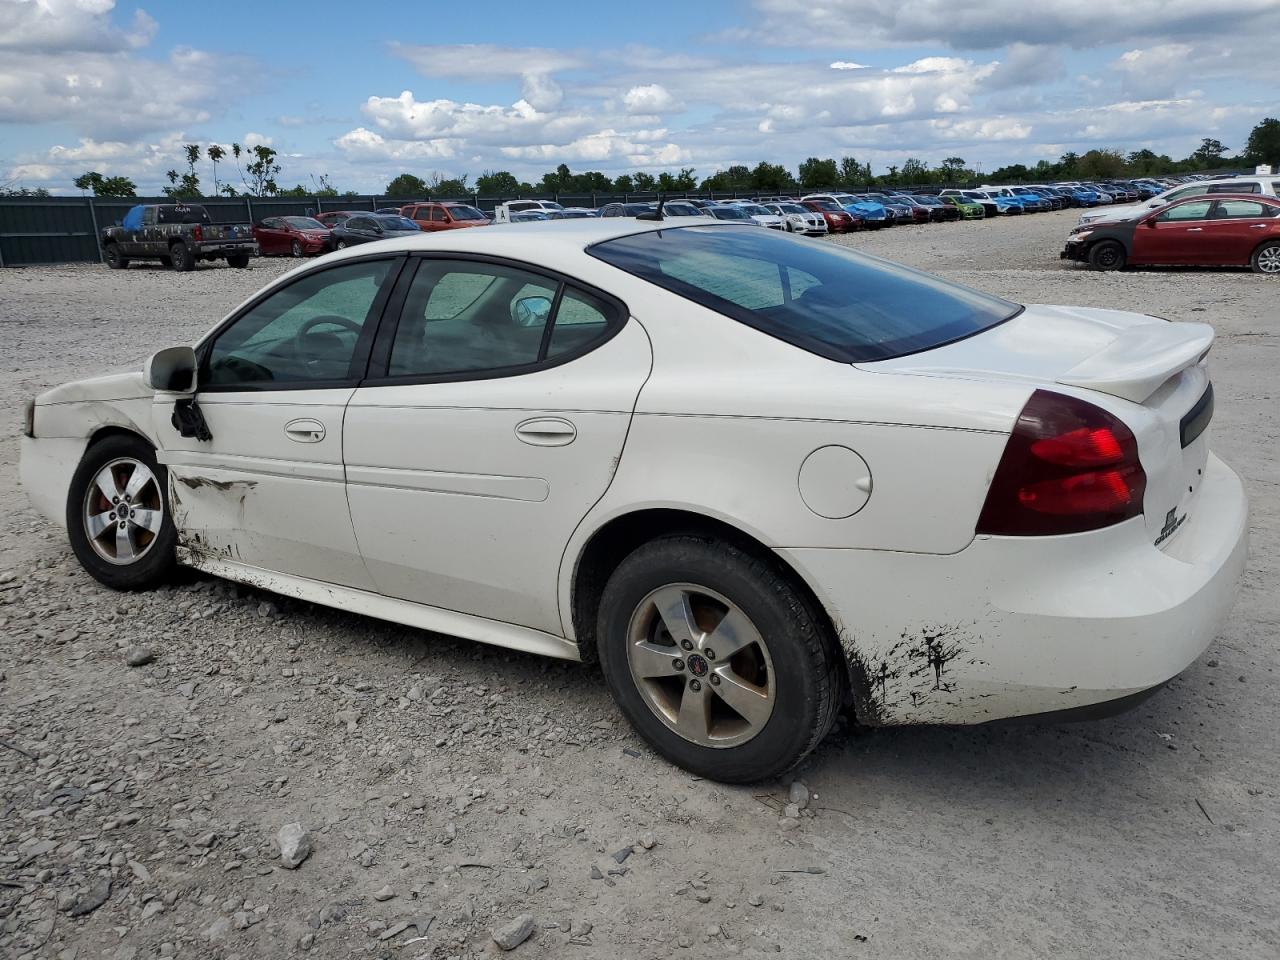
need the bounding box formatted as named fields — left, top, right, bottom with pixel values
left=0, top=190, right=815, bottom=267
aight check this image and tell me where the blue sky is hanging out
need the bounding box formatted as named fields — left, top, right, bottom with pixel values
left=2, top=0, right=1276, bottom=194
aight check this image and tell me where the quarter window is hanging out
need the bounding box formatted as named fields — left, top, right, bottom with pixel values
left=1212, top=200, right=1274, bottom=219
left=385, top=260, right=619, bottom=378
left=205, top=259, right=394, bottom=386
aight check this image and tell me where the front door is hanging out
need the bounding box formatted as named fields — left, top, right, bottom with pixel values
left=153, top=255, right=402, bottom=587
left=1135, top=199, right=1213, bottom=264
left=344, top=255, right=651, bottom=634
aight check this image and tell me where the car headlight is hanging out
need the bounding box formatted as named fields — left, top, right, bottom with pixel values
left=1069, top=229, right=1093, bottom=240
left=23, top=398, right=35, bottom=438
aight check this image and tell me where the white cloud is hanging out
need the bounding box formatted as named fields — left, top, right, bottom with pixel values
left=830, top=61, right=867, bottom=70
left=622, top=83, right=676, bottom=113
left=0, top=0, right=157, bottom=53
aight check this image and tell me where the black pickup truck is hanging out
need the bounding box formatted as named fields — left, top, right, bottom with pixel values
left=102, top=203, right=258, bottom=271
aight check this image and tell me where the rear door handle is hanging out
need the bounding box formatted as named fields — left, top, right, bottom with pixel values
left=515, top=417, right=576, bottom=446
left=1185, top=227, right=1203, bottom=232
left=284, top=418, right=326, bottom=443
left=1251, top=224, right=1268, bottom=229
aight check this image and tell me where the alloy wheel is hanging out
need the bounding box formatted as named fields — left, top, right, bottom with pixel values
left=625, top=583, right=775, bottom=748
left=1258, top=245, right=1280, bottom=274
left=81, top=458, right=164, bottom=565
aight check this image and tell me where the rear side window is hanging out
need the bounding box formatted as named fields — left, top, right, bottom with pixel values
left=589, top=225, right=1021, bottom=363
left=429, top=207, right=447, bottom=222
left=1212, top=200, right=1275, bottom=219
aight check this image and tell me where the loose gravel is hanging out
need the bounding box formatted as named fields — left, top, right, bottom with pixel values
left=1, top=211, right=1277, bottom=959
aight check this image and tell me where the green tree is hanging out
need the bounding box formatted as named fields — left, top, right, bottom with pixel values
left=74, top=172, right=137, bottom=197
left=1190, top=138, right=1228, bottom=168
left=900, top=157, right=930, bottom=185
left=162, top=169, right=200, bottom=199
left=838, top=156, right=863, bottom=187
left=244, top=145, right=281, bottom=196
left=312, top=174, right=338, bottom=197
left=1245, top=118, right=1280, bottom=166
left=633, top=172, right=656, bottom=191
left=475, top=170, right=521, bottom=195
left=1076, top=149, right=1127, bottom=179
left=277, top=184, right=310, bottom=197
left=429, top=173, right=471, bottom=197
left=798, top=157, right=839, bottom=189
left=1057, top=151, right=1079, bottom=176
left=749, top=160, right=792, bottom=191
left=384, top=173, right=427, bottom=198
left=939, top=157, right=967, bottom=181
left=613, top=173, right=635, bottom=194
left=988, top=162, right=1031, bottom=182
left=207, top=144, right=226, bottom=197
left=673, top=167, right=697, bottom=190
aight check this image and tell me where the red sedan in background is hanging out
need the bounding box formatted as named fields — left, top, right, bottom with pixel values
left=1064, top=194, right=1280, bottom=273
left=400, top=201, right=492, bottom=231
left=801, top=198, right=860, bottom=233
left=313, top=211, right=359, bottom=229
left=252, top=216, right=332, bottom=257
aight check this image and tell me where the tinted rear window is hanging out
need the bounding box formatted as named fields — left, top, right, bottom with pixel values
left=589, top=225, right=1021, bottom=362
left=157, top=204, right=211, bottom=225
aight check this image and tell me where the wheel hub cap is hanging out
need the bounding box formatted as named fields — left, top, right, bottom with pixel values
left=83, top=458, right=163, bottom=565
left=625, top=583, right=776, bottom=749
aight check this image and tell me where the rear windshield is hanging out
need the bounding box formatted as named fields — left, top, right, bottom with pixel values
left=589, top=225, right=1022, bottom=363
left=285, top=216, right=325, bottom=229
left=157, top=204, right=211, bottom=225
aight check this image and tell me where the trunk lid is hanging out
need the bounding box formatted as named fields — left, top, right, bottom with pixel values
left=856, top=305, right=1214, bottom=551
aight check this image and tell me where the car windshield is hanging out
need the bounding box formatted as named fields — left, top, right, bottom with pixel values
left=447, top=205, right=486, bottom=220
left=807, top=199, right=840, bottom=211
left=285, top=217, right=325, bottom=230
left=778, top=203, right=807, bottom=214
left=590, top=225, right=1022, bottom=363
left=741, top=205, right=770, bottom=216
left=708, top=206, right=750, bottom=220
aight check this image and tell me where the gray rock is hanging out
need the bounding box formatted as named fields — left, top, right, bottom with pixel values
left=204, top=916, right=231, bottom=940
left=783, top=803, right=801, bottom=819
left=67, top=876, right=112, bottom=916
left=278, top=822, right=312, bottom=869
left=492, top=913, right=536, bottom=951
left=788, top=781, right=810, bottom=809
left=640, top=831, right=657, bottom=850
left=373, top=884, right=395, bottom=901
left=124, top=646, right=155, bottom=667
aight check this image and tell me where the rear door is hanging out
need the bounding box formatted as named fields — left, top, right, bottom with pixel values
left=343, top=254, right=651, bottom=634
left=1202, top=198, right=1280, bottom=264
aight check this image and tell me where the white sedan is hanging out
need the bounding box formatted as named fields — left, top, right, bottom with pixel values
left=20, top=220, right=1248, bottom=782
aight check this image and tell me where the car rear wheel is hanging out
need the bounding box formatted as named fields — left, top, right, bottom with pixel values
left=104, top=244, right=128, bottom=270
left=335, top=240, right=348, bottom=249
left=597, top=535, right=842, bottom=783
left=1088, top=240, right=1126, bottom=271
left=66, top=434, right=177, bottom=590
left=1250, top=240, right=1280, bottom=275
left=169, top=242, right=194, bottom=272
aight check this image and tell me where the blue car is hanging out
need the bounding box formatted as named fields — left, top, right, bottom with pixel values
left=975, top=190, right=1025, bottom=215
left=1061, top=185, right=1101, bottom=207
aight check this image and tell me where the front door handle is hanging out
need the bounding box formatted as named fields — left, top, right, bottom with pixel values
left=1185, top=227, right=1203, bottom=232
left=515, top=417, right=576, bottom=446
left=284, top=418, right=326, bottom=443
left=1251, top=224, right=1268, bottom=229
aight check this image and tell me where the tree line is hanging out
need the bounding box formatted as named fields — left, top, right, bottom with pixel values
left=30, top=116, right=1280, bottom=200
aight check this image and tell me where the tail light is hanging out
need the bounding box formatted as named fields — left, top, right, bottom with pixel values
left=192, top=225, right=203, bottom=242
left=976, top=390, right=1146, bottom=536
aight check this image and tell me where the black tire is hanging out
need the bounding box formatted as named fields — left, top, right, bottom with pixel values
left=597, top=535, right=842, bottom=783
left=66, top=434, right=177, bottom=591
left=1088, top=240, right=1127, bottom=271
left=1250, top=240, right=1280, bottom=275
left=170, top=242, right=194, bottom=272
left=291, top=240, right=303, bottom=258
left=227, top=254, right=251, bottom=269
left=104, top=244, right=128, bottom=270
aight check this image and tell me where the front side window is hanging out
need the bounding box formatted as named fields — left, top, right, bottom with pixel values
left=589, top=225, right=1021, bottom=363
left=347, top=217, right=374, bottom=231
left=386, top=260, right=619, bottom=378
left=1158, top=201, right=1213, bottom=222
left=205, top=259, right=394, bottom=386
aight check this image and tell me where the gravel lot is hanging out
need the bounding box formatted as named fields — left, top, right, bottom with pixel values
left=1, top=210, right=1277, bottom=960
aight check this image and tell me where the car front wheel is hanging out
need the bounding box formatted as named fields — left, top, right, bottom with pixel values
left=1088, top=240, right=1127, bottom=271
left=597, top=535, right=842, bottom=783
left=66, top=434, right=177, bottom=590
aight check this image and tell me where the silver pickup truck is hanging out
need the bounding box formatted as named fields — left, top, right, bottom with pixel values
left=101, top=203, right=258, bottom=271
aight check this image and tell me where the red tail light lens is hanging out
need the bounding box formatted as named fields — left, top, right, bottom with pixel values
left=977, top=390, right=1146, bottom=536
left=192, top=225, right=203, bottom=242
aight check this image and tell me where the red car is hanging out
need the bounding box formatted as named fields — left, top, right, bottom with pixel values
left=1064, top=194, right=1280, bottom=274
left=801, top=199, right=860, bottom=233
left=252, top=216, right=332, bottom=257
left=313, top=211, right=360, bottom=229
left=400, top=201, right=492, bottom=231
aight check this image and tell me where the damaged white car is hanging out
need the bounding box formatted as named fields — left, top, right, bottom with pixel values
left=21, top=221, right=1248, bottom=782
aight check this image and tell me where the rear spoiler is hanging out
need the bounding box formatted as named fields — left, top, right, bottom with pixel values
left=1057, top=321, right=1214, bottom=403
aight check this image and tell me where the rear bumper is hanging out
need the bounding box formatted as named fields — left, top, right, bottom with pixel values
left=781, top=452, right=1248, bottom=725
left=196, top=242, right=258, bottom=258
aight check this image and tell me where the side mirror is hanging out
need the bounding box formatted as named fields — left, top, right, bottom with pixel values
left=1144, top=218, right=1159, bottom=228
left=512, top=295, right=553, bottom=328
left=145, top=345, right=197, bottom=393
